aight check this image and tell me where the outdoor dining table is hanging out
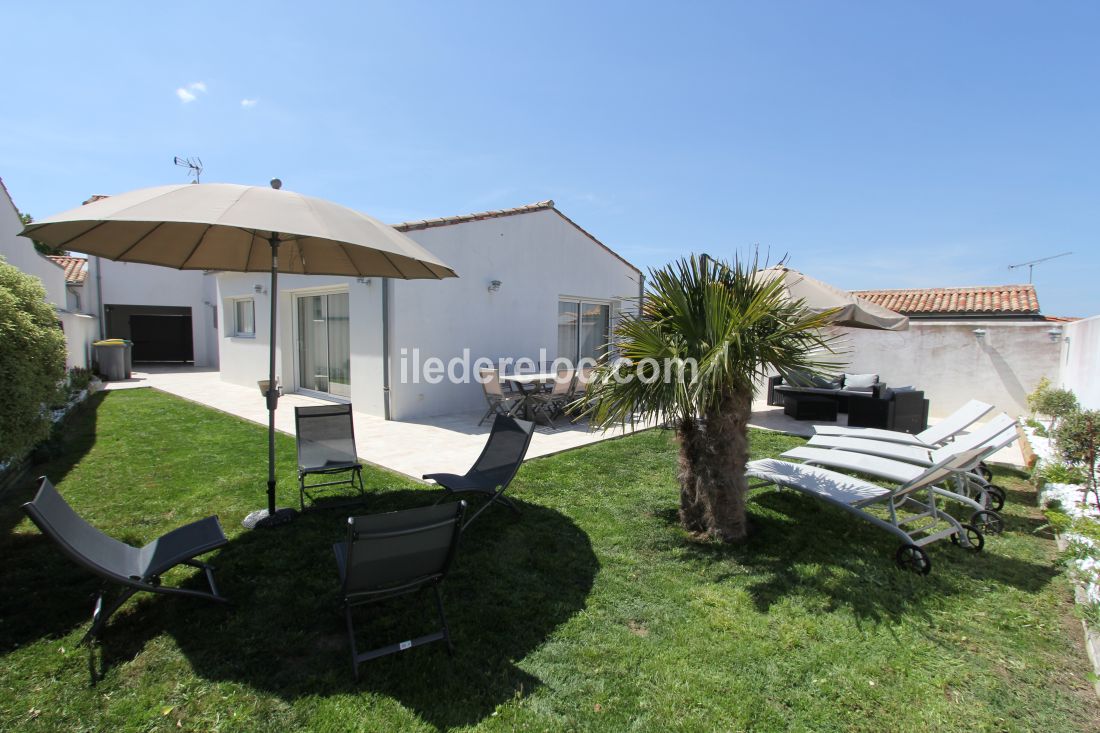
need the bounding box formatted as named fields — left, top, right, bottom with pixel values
left=500, top=372, right=558, bottom=421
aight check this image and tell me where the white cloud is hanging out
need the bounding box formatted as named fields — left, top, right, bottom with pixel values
left=240, top=98, right=258, bottom=108
left=175, top=81, right=207, bottom=103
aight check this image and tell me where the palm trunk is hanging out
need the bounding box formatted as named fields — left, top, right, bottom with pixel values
left=677, top=418, right=708, bottom=533
left=676, top=390, right=753, bottom=542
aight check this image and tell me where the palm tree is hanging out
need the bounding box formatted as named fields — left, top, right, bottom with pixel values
left=585, top=254, right=838, bottom=542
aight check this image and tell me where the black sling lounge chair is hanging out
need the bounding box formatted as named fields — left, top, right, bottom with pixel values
left=295, top=403, right=365, bottom=509
left=21, top=477, right=229, bottom=643
left=333, top=501, right=467, bottom=680
left=422, top=414, right=535, bottom=529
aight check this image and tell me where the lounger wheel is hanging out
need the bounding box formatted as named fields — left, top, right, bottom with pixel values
left=969, top=509, right=1004, bottom=535
left=950, top=524, right=985, bottom=552
left=983, top=485, right=1006, bottom=512
left=895, top=544, right=932, bottom=575
left=977, top=462, right=993, bottom=482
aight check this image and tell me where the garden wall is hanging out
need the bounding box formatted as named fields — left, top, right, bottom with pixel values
left=836, top=320, right=1061, bottom=418
left=1060, top=315, right=1100, bottom=410
left=59, top=311, right=97, bottom=370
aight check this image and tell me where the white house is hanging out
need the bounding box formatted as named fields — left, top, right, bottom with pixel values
left=216, top=200, right=643, bottom=420
left=85, top=256, right=220, bottom=367
left=0, top=178, right=97, bottom=369
left=45, top=255, right=88, bottom=313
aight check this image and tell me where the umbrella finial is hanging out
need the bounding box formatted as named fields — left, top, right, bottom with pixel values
left=270, top=178, right=282, bottom=190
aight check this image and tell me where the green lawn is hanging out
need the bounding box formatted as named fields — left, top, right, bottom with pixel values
left=1, top=389, right=1097, bottom=732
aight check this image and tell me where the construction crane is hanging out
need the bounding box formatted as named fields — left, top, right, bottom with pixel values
left=1008, top=251, right=1072, bottom=283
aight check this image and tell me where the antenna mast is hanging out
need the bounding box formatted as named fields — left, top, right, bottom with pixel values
left=173, top=156, right=203, bottom=183
left=1008, top=251, right=1072, bottom=283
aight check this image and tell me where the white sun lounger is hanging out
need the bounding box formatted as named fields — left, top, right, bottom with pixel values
left=746, top=447, right=989, bottom=574
left=800, top=414, right=1018, bottom=511
left=812, top=399, right=993, bottom=447
left=780, top=432, right=1015, bottom=536
left=808, top=413, right=1015, bottom=463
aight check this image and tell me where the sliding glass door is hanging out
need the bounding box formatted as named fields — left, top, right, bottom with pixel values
left=296, top=292, right=350, bottom=399
left=557, top=299, right=611, bottom=363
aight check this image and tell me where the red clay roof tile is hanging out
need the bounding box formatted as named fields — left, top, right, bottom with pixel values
left=851, top=284, right=1040, bottom=316
left=46, top=255, right=88, bottom=284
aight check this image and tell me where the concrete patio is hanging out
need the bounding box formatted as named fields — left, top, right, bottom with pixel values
left=101, top=366, right=1023, bottom=479
left=102, top=367, right=663, bottom=479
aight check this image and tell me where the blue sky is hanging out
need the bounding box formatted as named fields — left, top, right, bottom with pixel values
left=2, top=1, right=1097, bottom=315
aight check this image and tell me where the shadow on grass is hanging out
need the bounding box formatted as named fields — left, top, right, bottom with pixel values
left=76, top=489, right=598, bottom=729
left=0, top=392, right=107, bottom=651
left=1002, top=483, right=1040, bottom=507
left=651, top=488, right=1058, bottom=625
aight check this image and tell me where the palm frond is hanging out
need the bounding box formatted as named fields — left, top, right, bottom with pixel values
left=585, top=253, right=843, bottom=428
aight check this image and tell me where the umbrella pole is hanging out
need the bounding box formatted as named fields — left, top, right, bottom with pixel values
left=243, top=233, right=296, bottom=529
left=267, top=236, right=279, bottom=515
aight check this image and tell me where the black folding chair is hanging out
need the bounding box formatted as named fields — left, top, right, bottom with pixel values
left=295, top=403, right=365, bottom=509
left=333, top=501, right=467, bottom=680
left=422, top=415, right=535, bottom=529
left=21, top=477, right=228, bottom=644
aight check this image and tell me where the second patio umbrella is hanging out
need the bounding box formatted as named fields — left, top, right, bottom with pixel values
left=757, top=265, right=909, bottom=331
left=22, top=181, right=457, bottom=527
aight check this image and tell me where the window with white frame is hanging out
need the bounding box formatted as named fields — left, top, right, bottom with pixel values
left=231, top=298, right=255, bottom=337
left=557, top=298, right=611, bottom=363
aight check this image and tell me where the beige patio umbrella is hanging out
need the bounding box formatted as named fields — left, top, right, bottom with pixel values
left=22, top=181, right=457, bottom=528
left=757, top=265, right=908, bottom=331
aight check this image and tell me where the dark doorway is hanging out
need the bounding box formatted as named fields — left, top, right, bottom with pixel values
left=104, top=305, right=194, bottom=363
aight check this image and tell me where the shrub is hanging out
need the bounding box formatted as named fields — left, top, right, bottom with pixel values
left=1028, top=378, right=1078, bottom=430
left=1027, top=377, right=1052, bottom=415
left=0, top=256, right=67, bottom=463
left=1025, top=417, right=1049, bottom=437
left=1054, top=409, right=1100, bottom=510
left=67, top=367, right=93, bottom=394
left=1035, top=460, right=1088, bottom=488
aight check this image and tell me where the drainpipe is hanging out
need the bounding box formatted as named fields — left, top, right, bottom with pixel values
left=381, top=277, right=392, bottom=420
left=94, top=255, right=105, bottom=338
left=637, top=272, right=645, bottom=314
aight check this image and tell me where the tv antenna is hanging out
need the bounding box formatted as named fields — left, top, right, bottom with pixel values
left=173, top=156, right=203, bottom=183
left=1008, top=251, right=1072, bottom=283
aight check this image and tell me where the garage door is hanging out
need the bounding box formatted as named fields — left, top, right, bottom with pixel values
left=130, top=314, right=194, bottom=362
left=104, top=305, right=194, bottom=363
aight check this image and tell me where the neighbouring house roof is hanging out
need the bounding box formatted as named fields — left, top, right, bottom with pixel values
left=851, top=284, right=1041, bottom=318
left=0, top=177, right=13, bottom=210
left=46, top=254, right=88, bottom=284
left=392, top=200, right=641, bottom=274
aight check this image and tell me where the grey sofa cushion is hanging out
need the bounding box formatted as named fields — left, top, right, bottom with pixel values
left=843, top=373, right=878, bottom=389
left=785, top=370, right=842, bottom=390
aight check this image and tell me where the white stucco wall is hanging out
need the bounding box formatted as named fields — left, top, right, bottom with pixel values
left=389, top=209, right=642, bottom=419
left=88, top=258, right=219, bottom=367
left=214, top=208, right=641, bottom=421
left=1, top=181, right=100, bottom=371
left=837, top=320, right=1062, bottom=418
left=216, top=272, right=386, bottom=416
left=0, top=185, right=68, bottom=308
left=1059, top=315, right=1100, bottom=410
left=59, top=312, right=97, bottom=369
